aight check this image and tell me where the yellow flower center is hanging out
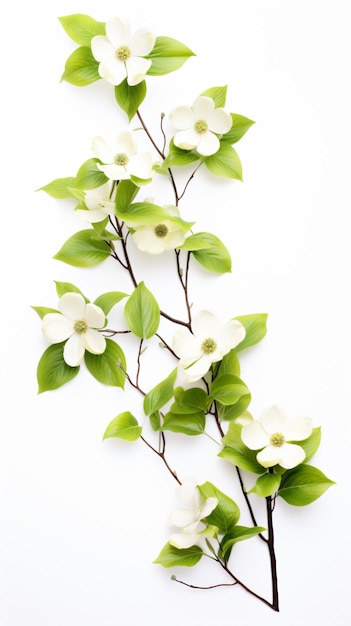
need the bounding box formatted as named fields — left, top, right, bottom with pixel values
left=201, top=337, right=217, bottom=354
left=194, top=119, right=208, bottom=134
left=114, top=153, right=129, bottom=167
left=116, top=45, right=131, bottom=61
left=154, top=224, right=168, bottom=238
left=74, top=320, right=88, bottom=334
left=270, top=432, right=285, bottom=447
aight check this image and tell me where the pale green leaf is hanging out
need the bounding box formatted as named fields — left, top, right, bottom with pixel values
left=153, top=543, right=203, bottom=568
left=103, top=411, right=142, bottom=441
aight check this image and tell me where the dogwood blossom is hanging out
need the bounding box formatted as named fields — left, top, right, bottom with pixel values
left=241, top=404, right=313, bottom=469
left=91, top=17, right=155, bottom=86
left=169, top=477, right=218, bottom=549
left=131, top=204, right=186, bottom=253
left=42, top=293, right=106, bottom=367
left=92, top=131, right=154, bottom=182
left=75, top=181, right=115, bottom=223
left=169, top=96, right=232, bottom=156
left=172, top=310, right=246, bottom=382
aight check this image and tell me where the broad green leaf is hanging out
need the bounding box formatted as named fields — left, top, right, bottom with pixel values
left=162, top=411, right=205, bottom=436
left=153, top=543, right=203, bottom=568
left=146, top=37, right=195, bottom=76
left=115, top=79, right=147, bottom=121
left=54, top=230, right=111, bottom=267
left=118, top=202, right=192, bottom=231
left=84, top=339, right=126, bottom=388
left=201, top=85, right=227, bottom=108
left=278, top=465, right=335, bottom=506
left=198, top=482, right=240, bottom=533
left=298, top=427, right=322, bottom=463
left=37, top=343, right=79, bottom=393
left=205, top=143, right=242, bottom=180
left=61, top=46, right=100, bottom=86
left=234, top=313, right=268, bottom=352
left=184, top=232, right=232, bottom=274
left=93, top=291, right=129, bottom=315
left=249, top=473, right=281, bottom=497
left=59, top=14, right=105, bottom=45
left=161, top=139, right=200, bottom=170
left=219, top=422, right=264, bottom=473
left=143, top=368, right=178, bottom=415
left=75, top=158, right=107, bottom=190
left=124, top=282, right=160, bottom=338
left=31, top=306, right=59, bottom=319
left=216, top=349, right=241, bottom=377
left=222, top=114, right=255, bottom=145
left=170, top=387, right=210, bottom=414
left=217, top=392, right=251, bottom=421
left=103, top=411, right=142, bottom=441
left=221, top=525, right=265, bottom=561
left=38, top=177, right=76, bottom=199
left=115, top=180, right=140, bottom=213
left=54, top=281, right=86, bottom=299
left=210, top=374, right=250, bottom=406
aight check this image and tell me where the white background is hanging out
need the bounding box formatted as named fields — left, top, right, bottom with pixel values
left=1, top=1, right=350, bottom=624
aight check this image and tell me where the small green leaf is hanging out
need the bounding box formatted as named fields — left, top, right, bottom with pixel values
left=54, top=230, right=111, bottom=267
left=143, top=368, right=178, bottom=415
left=198, top=482, right=240, bottom=533
left=84, top=339, right=126, bottom=388
left=54, top=281, right=86, bottom=299
left=115, top=79, right=147, bottom=120
left=59, top=14, right=105, bottom=45
left=205, top=143, right=243, bottom=180
left=210, top=374, right=250, bottom=406
left=31, top=306, right=59, bottom=320
left=61, top=46, right=100, bottom=86
left=216, top=349, right=241, bottom=377
left=38, top=177, right=76, bottom=199
left=162, top=411, right=205, bottom=436
left=161, top=139, right=200, bottom=169
left=146, top=37, right=195, bottom=76
left=200, top=86, right=227, bottom=108
left=298, top=427, right=322, bottom=463
left=249, top=473, right=281, bottom=498
left=185, top=232, right=232, bottom=274
left=75, top=158, right=107, bottom=190
left=37, top=343, right=79, bottom=393
left=115, top=180, right=140, bottom=213
left=219, top=422, right=265, bottom=474
left=93, top=291, right=129, bottom=315
left=124, top=282, right=160, bottom=338
left=278, top=465, right=335, bottom=506
left=234, top=313, right=268, bottom=352
left=153, top=543, right=203, bottom=568
left=221, top=525, right=265, bottom=561
left=103, top=411, right=142, bottom=441
left=222, top=114, right=255, bottom=145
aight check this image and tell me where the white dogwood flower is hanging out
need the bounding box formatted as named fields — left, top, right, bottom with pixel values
left=131, top=204, right=186, bottom=254
left=169, top=477, right=218, bottom=549
left=42, top=293, right=106, bottom=367
left=91, top=17, right=155, bottom=86
left=75, top=181, right=116, bottom=223
left=241, top=404, right=313, bottom=469
left=172, top=310, right=246, bottom=383
left=169, top=96, right=232, bottom=156
left=92, top=131, right=154, bottom=182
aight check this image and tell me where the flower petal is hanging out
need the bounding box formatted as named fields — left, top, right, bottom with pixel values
left=106, top=18, right=131, bottom=47
left=192, top=96, right=215, bottom=119
left=256, top=444, right=282, bottom=468
left=125, top=56, right=152, bottom=85
left=169, top=106, right=195, bottom=130
left=260, top=405, right=287, bottom=435
left=173, top=128, right=199, bottom=151
left=84, top=303, right=106, bottom=329
left=192, top=310, right=219, bottom=337
left=130, top=28, right=155, bottom=56
left=208, top=108, right=232, bottom=134
left=59, top=293, right=86, bottom=320
left=200, top=497, right=218, bottom=519
left=90, top=36, right=115, bottom=62
left=216, top=319, right=246, bottom=356
left=116, top=131, right=138, bottom=156
left=181, top=354, right=212, bottom=382
left=279, top=443, right=306, bottom=469
left=169, top=507, right=197, bottom=528
left=169, top=532, right=199, bottom=549
left=97, top=58, right=126, bottom=86
left=172, top=329, right=201, bottom=361
left=63, top=333, right=85, bottom=367
left=241, top=421, right=270, bottom=450
left=285, top=417, right=313, bottom=441
left=42, top=314, right=74, bottom=343
left=196, top=131, right=220, bottom=156
left=128, top=152, right=154, bottom=179
left=82, top=329, right=106, bottom=355
left=91, top=136, right=113, bottom=163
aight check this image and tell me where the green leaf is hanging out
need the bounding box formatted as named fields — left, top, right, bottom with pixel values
left=118, top=202, right=192, bottom=231
left=162, top=411, right=205, bottom=436
left=115, top=79, right=147, bottom=121
left=37, top=343, right=79, bottom=393
left=219, top=422, right=264, bottom=474
left=200, top=86, right=227, bottom=108
left=205, top=143, right=243, bottom=180
left=221, top=525, right=265, bottom=561
left=198, top=482, right=240, bottom=533
left=93, top=291, right=129, bottom=315
left=249, top=473, right=281, bottom=498
left=75, top=158, right=107, bottom=190
left=146, top=37, right=195, bottom=76
left=54, top=281, right=86, bottom=299
left=161, top=139, right=200, bottom=170
left=38, top=177, right=76, bottom=199
left=61, top=46, right=100, bottom=86
left=234, top=313, right=268, bottom=352
left=143, top=368, right=178, bottom=415
left=216, top=349, right=241, bottom=377
left=210, top=374, right=250, bottom=406
left=31, top=306, right=59, bottom=320
left=182, top=232, right=231, bottom=274
left=84, top=339, right=126, bottom=388
left=115, top=180, right=140, bottom=213
left=124, top=282, right=160, bottom=338
left=54, top=230, right=111, bottom=267
left=170, top=387, right=210, bottom=414
left=278, top=465, right=335, bottom=506
left=222, top=114, right=255, bottom=145
left=103, top=411, right=142, bottom=441
left=59, top=14, right=105, bottom=45
left=298, top=427, right=322, bottom=463
left=153, top=543, right=203, bottom=568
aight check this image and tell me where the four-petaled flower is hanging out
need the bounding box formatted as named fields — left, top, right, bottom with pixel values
left=92, top=131, right=154, bottom=182
left=42, top=293, right=106, bottom=367
left=169, top=96, right=232, bottom=156
left=75, top=181, right=116, bottom=223
left=169, top=477, right=218, bottom=549
left=131, top=204, right=186, bottom=254
left=172, top=310, right=246, bottom=382
left=91, top=17, right=155, bottom=87
left=241, top=404, right=313, bottom=469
